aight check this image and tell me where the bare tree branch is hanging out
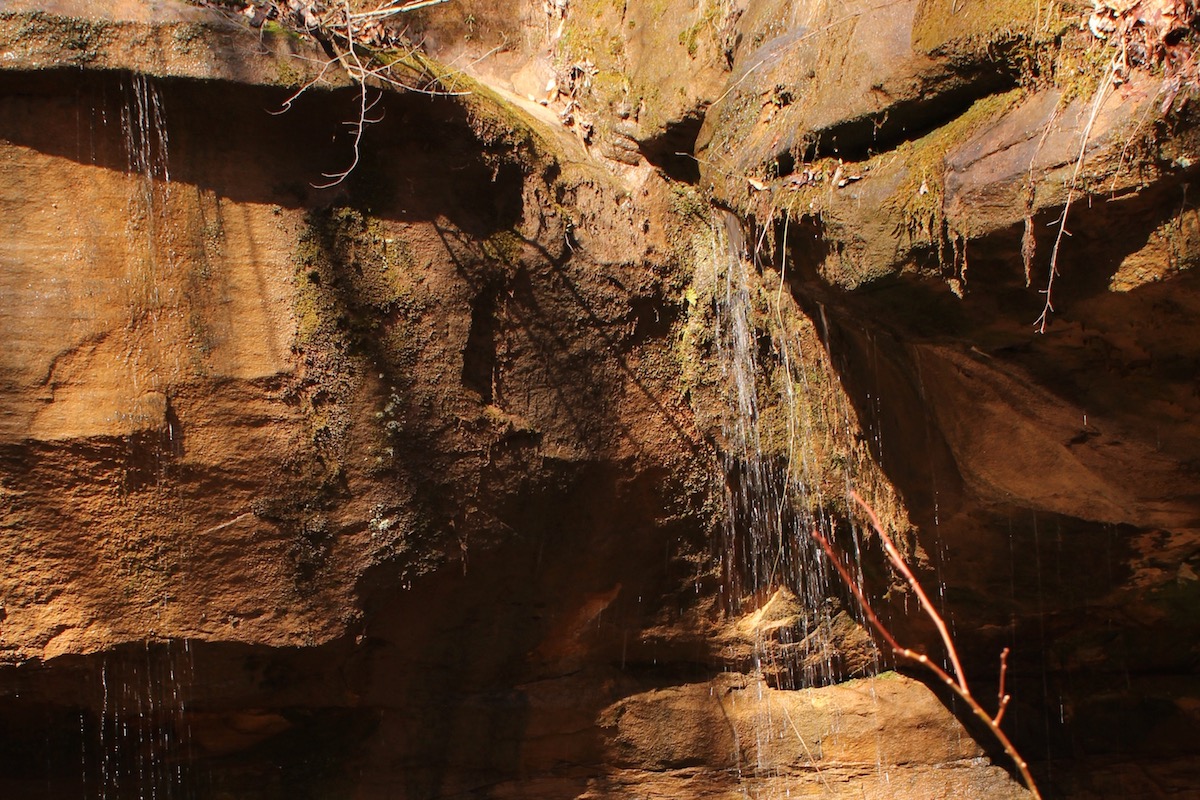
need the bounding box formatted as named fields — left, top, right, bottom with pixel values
left=229, top=0, right=468, bottom=186
left=812, top=491, right=1043, bottom=799
left=1034, top=61, right=1115, bottom=334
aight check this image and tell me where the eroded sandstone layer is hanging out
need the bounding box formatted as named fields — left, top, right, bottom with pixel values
left=1, top=1, right=1198, bottom=798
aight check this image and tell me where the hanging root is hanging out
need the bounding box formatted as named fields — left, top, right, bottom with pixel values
left=811, top=491, right=1042, bottom=799
left=1035, top=0, right=1200, bottom=330
left=237, top=0, right=467, bottom=186
left=1034, top=60, right=1114, bottom=334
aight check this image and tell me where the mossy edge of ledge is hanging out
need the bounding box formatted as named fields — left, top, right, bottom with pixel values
left=0, top=6, right=348, bottom=88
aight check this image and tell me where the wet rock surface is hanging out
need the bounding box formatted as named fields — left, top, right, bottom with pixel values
left=1, top=1, right=1199, bottom=798
left=689, top=0, right=1200, bottom=795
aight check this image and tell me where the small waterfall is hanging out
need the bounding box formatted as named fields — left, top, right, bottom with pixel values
left=118, top=72, right=175, bottom=420
left=705, top=210, right=880, bottom=785
left=87, top=640, right=198, bottom=800
left=709, top=211, right=856, bottom=675
left=121, top=73, right=171, bottom=185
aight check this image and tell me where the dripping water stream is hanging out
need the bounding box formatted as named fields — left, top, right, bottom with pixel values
left=707, top=210, right=884, bottom=789
left=119, top=73, right=174, bottom=415
left=88, top=641, right=198, bottom=800
left=83, top=73, right=195, bottom=800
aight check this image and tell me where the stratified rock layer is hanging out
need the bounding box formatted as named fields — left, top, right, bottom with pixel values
left=1, top=1, right=1199, bottom=798
left=689, top=1, right=1200, bottom=795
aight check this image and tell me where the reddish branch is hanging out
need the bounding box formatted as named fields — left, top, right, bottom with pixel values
left=996, top=646, right=1012, bottom=726
left=811, top=491, right=1042, bottom=799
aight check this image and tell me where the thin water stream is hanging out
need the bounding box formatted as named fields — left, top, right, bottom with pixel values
left=89, top=641, right=198, bottom=800
left=706, top=209, right=888, bottom=790
left=709, top=209, right=873, bottom=669
left=85, top=73, right=193, bottom=800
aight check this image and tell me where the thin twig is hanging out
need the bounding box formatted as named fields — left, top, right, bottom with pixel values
left=368, top=0, right=452, bottom=13
left=995, top=646, right=1011, bottom=726
left=313, top=85, right=383, bottom=188
left=1034, top=60, right=1116, bottom=333
left=313, top=1, right=376, bottom=188
left=257, top=0, right=467, bottom=185
left=811, top=498, right=1042, bottom=799
left=1022, top=104, right=1061, bottom=287
left=851, top=491, right=967, bottom=691
left=269, top=56, right=338, bottom=114
left=353, top=0, right=449, bottom=20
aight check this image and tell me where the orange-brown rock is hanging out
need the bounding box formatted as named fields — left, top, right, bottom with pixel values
left=2, top=1, right=1199, bottom=798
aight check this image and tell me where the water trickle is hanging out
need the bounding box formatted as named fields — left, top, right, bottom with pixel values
left=705, top=210, right=886, bottom=790
left=110, top=72, right=185, bottom=497
left=86, top=640, right=197, bottom=799
left=709, top=212, right=848, bottom=655
left=121, top=73, right=170, bottom=185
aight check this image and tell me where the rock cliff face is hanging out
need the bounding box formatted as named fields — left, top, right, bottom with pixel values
left=0, top=1, right=1198, bottom=798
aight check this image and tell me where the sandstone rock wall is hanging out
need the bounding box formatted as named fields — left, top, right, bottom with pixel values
left=1, top=1, right=1198, bottom=798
